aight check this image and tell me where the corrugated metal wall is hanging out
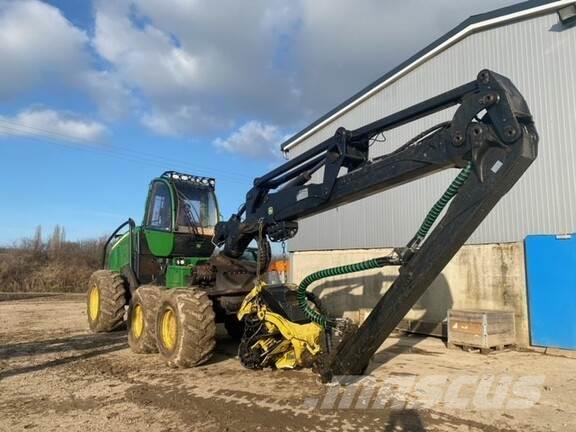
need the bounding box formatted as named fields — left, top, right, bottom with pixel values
left=288, top=11, right=576, bottom=252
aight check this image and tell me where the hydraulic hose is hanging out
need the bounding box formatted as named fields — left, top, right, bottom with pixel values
left=297, top=257, right=397, bottom=328
left=297, top=162, right=472, bottom=327
left=409, top=161, right=472, bottom=248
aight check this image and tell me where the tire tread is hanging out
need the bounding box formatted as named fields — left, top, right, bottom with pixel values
left=157, top=287, right=216, bottom=368
left=87, top=270, right=127, bottom=333
left=128, top=285, right=161, bottom=354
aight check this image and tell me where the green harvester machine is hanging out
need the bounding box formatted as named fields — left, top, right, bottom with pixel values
left=87, top=70, right=539, bottom=378
left=87, top=171, right=258, bottom=367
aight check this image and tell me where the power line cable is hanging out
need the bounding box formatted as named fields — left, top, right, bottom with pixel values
left=0, top=118, right=251, bottom=182
left=0, top=118, right=253, bottom=182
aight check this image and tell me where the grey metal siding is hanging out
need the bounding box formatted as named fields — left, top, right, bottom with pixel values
left=289, top=12, right=576, bottom=251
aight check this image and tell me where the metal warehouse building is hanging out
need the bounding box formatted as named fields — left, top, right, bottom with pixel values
left=282, top=0, right=576, bottom=350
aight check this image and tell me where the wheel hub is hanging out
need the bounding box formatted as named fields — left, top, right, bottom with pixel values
left=88, top=285, right=100, bottom=321
left=160, top=307, right=177, bottom=351
left=131, top=304, right=145, bottom=339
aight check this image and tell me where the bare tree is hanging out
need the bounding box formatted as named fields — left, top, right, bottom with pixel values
left=60, top=226, right=66, bottom=245
left=49, top=225, right=62, bottom=254
left=0, top=224, right=108, bottom=293
left=33, top=225, right=43, bottom=252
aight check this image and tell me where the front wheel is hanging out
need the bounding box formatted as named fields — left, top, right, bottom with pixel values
left=156, top=288, right=216, bottom=368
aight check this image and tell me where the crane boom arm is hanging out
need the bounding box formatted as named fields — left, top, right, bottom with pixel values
left=212, top=69, right=538, bottom=377
left=213, top=70, right=536, bottom=258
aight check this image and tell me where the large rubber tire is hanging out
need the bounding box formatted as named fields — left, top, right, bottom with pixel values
left=156, top=288, right=216, bottom=368
left=224, top=314, right=245, bottom=340
left=87, top=270, right=127, bottom=333
left=128, top=285, right=161, bottom=354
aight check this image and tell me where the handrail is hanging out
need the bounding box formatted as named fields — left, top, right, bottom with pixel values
left=101, top=218, right=136, bottom=269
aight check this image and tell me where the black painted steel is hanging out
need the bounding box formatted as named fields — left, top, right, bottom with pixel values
left=214, top=70, right=535, bottom=259
left=327, top=123, right=538, bottom=378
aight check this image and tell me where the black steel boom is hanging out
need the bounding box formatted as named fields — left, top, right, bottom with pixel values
left=329, top=121, right=537, bottom=377
left=211, top=69, right=538, bottom=376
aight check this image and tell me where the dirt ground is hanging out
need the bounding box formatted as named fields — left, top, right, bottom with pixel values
left=0, top=295, right=575, bottom=432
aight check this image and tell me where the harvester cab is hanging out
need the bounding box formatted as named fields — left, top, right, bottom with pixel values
left=145, top=171, right=219, bottom=244
left=140, top=171, right=219, bottom=275
left=103, top=171, right=219, bottom=287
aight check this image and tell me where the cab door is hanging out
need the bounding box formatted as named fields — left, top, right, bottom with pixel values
left=143, top=180, right=175, bottom=257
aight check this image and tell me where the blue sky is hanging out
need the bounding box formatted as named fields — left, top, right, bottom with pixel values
left=0, top=0, right=517, bottom=245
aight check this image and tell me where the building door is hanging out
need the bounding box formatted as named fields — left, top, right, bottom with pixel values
left=525, top=234, right=576, bottom=350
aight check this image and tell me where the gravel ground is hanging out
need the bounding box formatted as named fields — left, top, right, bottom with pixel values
left=0, top=297, right=574, bottom=431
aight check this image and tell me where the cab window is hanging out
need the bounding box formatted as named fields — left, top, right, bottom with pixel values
left=146, top=182, right=172, bottom=230
left=175, top=184, right=219, bottom=229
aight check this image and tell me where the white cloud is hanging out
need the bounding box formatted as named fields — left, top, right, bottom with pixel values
left=213, top=121, right=286, bottom=160
left=92, top=0, right=302, bottom=135
left=0, top=108, right=108, bottom=142
left=81, top=70, right=134, bottom=120
left=0, top=0, right=133, bottom=119
left=93, top=0, right=204, bottom=102
left=90, top=0, right=519, bottom=142
left=0, top=0, right=522, bottom=157
left=0, top=0, right=88, bottom=97
left=142, top=105, right=231, bottom=136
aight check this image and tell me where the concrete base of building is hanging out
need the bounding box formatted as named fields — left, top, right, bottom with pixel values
left=290, top=242, right=530, bottom=347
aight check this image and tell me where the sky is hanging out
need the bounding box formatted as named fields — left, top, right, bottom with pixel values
left=0, top=0, right=519, bottom=245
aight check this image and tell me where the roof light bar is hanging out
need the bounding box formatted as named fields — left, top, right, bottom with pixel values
left=161, top=171, right=216, bottom=187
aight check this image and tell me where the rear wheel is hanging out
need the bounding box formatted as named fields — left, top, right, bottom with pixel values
left=156, top=288, right=216, bottom=368
left=128, top=285, right=161, bottom=353
left=87, top=270, right=126, bottom=332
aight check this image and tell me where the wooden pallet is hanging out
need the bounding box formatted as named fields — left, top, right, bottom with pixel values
left=447, top=341, right=516, bottom=355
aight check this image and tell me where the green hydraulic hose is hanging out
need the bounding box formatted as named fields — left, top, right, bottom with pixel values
left=297, top=162, right=472, bottom=328
left=297, top=258, right=383, bottom=328
left=410, top=161, right=472, bottom=247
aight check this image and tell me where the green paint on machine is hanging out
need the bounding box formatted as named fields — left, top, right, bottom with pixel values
left=144, top=229, right=174, bottom=257
left=107, top=230, right=134, bottom=273
left=166, top=257, right=209, bottom=288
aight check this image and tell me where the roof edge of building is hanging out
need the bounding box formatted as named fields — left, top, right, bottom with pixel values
left=281, top=0, right=570, bottom=152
